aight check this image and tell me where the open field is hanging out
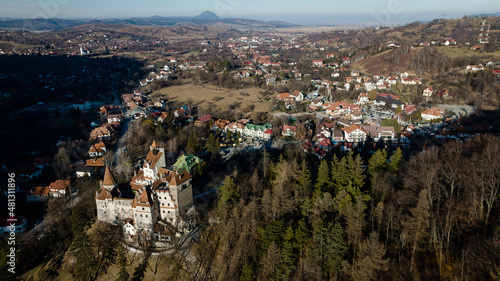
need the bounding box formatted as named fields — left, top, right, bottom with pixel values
left=0, top=40, right=41, bottom=49
left=436, top=45, right=500, bottom=60
left=151, top=81, right=274, bottom=113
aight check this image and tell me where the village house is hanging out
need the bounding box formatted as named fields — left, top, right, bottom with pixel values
left=332, top=129, right=345, bottom=142
left=48, top=180, right=71, bottom=198
left=107, top=114, right=123, bottom=124
left=401, top=78, right=421, bottom=85
left=356, top=93, right=370, bottom=105
left=76, top=166, right=94, bottom=178
left=373, top=94, right=404, bottom=109
left=88, top=142, right=107, bottom=157
left=421, top=108, right=446, bottom=121
left=351, top=70, right=361, bottom=77
left=276, top=92, right=303, bottom=102
left=423, top=86, right=434, bottom=97
left=100, top=105, right=121, bottom=117
left=361, top=125, right=397, bottom=142
left=195, top=114, right=212, bottom=127
left=289, top=90, right=304, bottom=101
left=342, top=124, right=368, bottom=143
left=157, top=112, right=170, bottom=123
left=244, top=123, right=273, bottom=140
left=26, top=186, right=50, bottom=202
left=90, top=123, right=118, bottom=140
left=86, top=157, right=105, bottom=168
left=212, top=119, right=230, bottom=132
left=282, top=125, right=297, bottom=137
left=312, top=60, right=324, bottom=67
left=225, top=122, right=246, bottom=136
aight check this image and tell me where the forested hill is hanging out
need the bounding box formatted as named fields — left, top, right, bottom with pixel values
left=187, top=135, right=499, bottom=280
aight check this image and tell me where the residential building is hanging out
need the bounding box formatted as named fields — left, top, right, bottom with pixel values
left=244, top=123, right=272, bottom=140
left=88, top=142, right=107, bottom=157
left=421, top=108, right=445, bottom=121
left=226, top=122, right=246, bottom=135
left=49, top=180, right=71, bottom=197
left=282, top=125, right=297, bottom=137
left=342, top=124, right=368, bottom=143
left=26, top=186, right=50, bottom=202
left=107, top=114, right=122, bottom=124
left=423, top=87, right=434, bottom=97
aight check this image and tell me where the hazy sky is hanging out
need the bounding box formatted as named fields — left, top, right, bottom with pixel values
left=1, top=0, right=499, bottom=24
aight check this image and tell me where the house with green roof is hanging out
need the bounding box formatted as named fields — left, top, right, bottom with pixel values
left=244, top=123, right=273, bottom=140
left=173, top=154, right=203, bottom=174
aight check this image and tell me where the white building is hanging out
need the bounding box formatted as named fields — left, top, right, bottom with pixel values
left=342, top=124, right=368, bottom=143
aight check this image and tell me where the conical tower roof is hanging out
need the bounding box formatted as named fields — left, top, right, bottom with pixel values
left=103, top=166, right=116, bottom=187
left=151, top=140, right=158, bottom=149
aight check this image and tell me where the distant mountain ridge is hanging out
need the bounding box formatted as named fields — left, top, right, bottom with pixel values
left=0, top=11, right=296, bottom=30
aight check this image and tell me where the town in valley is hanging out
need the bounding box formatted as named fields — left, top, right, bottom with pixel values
left=0, top=4, right=500, bottom=281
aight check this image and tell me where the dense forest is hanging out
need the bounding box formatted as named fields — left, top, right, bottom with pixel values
left=182, top=135, right=500, bottom=281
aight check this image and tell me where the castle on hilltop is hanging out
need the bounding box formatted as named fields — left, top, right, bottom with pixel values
left=95, top=141, right=193, bottom=236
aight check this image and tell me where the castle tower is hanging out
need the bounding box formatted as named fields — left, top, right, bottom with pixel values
left=102, top=166, right=117, bottom=191
left=150, top=140, right=158, bottom=150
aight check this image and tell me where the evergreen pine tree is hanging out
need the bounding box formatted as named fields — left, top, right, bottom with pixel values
left=205, top=133, right=216, bottom=154
left=315, top=160, right=330, bottom=192
left=388, top=148, right=403, bottom=174
left=368, top=149, right=388, bottom=176
left=297, top=159, right=312, bottom=199
left=276, top=226, right=296, bottom=280
left=239, top=264, right=254, bottom=281
left=310, top=221, right=347, bottom=276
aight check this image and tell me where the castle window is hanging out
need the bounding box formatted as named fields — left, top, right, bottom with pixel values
left=142, top=207, right=144, bottom=210
left=163, top=210, right=165, bottom=213
left=146, top=215, right=148, bottom=218
left=168, top=211, right=170, bottom=213
left=140, top=214, right=143, bottom=217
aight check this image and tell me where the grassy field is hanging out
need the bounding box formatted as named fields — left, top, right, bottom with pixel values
left=0, top=40, right=41, bottom=49
left=436, top=45, right=500, bottom=60
left=151, top=81, right=274, bottom=113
